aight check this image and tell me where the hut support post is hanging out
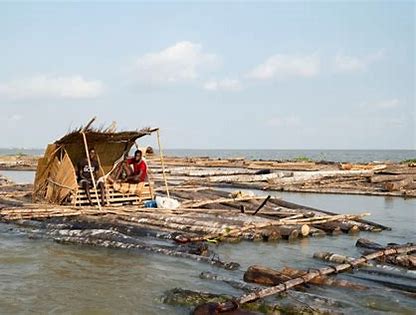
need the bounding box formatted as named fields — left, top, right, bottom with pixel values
left=156, top=129, right=170, bottom=198
left=81, top=132, right=102, bottom=210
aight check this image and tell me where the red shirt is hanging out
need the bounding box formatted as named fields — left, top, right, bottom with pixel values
left=127, top=158, right=148, bottom=181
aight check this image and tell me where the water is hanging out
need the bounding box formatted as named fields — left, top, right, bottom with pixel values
left=1, top=148, right=415, bottom=163
left=1, top=172, right=415, bottom=314
left=164, top=149, right=416, bottom=163
left=0, top=171, right=35, bottom=185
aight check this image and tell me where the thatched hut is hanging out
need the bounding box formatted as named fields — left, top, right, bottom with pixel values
left=33, top=124, right=159, bottom=206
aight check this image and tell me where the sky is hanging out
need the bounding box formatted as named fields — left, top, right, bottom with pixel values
left=0, top=1, right=414, bottom=150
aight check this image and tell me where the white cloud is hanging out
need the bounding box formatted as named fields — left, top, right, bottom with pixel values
left=9, top=114, right=22, bottom=121
left=203, top=78, right=242, bottom=92
left=247, top=54, right=320, bottom=80
left=361, top=99, right=400, bottom=110
left=267, top=115, right=301, bottom=127
left=135, top=41, right=219, bottom=83
left=0, top=75, right=104, bottom=100
left=333, top=50, right=384, bottom=73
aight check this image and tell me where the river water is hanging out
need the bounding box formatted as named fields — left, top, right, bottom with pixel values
left=0, top=171, right=415, bottom=314
left=1, top=149, right=415, bottom=163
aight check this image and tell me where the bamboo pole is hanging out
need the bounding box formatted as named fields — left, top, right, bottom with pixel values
left=81, top=131, right=102, bottom=211
left=156, top=129, right=170, bottom=198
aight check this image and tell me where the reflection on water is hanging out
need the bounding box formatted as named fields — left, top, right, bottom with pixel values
left=0, top=172, right=415, bottom=314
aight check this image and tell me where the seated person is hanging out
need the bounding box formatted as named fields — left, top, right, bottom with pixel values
left=111, top=149, right=148, bottom=184
left=77, top=148, right=105, bottom=206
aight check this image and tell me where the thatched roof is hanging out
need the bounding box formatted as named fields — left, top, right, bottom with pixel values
left=55, top=127, right=158, bottom=146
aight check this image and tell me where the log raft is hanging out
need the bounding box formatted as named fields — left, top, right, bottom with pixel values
left=194, top=242, right=416, bottom=314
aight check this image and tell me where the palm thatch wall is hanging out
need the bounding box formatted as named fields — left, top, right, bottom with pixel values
left=33, top=126, right=157, bottom=204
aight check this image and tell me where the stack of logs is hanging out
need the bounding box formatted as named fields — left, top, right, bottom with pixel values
left=1, top=188, right=387, bottom=244
left=146, top=156, right=416, bottom=197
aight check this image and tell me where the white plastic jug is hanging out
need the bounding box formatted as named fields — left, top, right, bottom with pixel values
left=155, top=196, right=181, bottom=209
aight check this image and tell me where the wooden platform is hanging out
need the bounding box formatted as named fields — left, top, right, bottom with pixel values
left=69, top=182, right=153, bottom=206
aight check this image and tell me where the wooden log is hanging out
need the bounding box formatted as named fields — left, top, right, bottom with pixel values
left=243, top=265, right=367, bottom=290
left=314, top=251, right=416, bottom=271
left=356, top=238, right=385, bottom=251
left=275, top=226, right=298, bottom=241
left=313, top=252, right=363, bottom=265
left=268, top=198, right=390, bottom=231
left=259, top=226, right=281, bottom=242
left=375, top=254, right=416, bottom=270
left=48, top=228, right=240, bottom=270
left=170, top=168, right=259, bottom=177
left=370, top=174, right=410, bottom=183
left=338, top=221, right=360, bottom=234
left=308, top=227, right=327, bottom=237
left=314, top=251, right=416, bottom=282
left=279, top=267, right=368, bottom=290
left=182, top=212, right=368, bottom=243
left=244, top=265, right=291, bottom=286
left=206, top=173, right=285, bottom=183
left=312, top=222, right=342, bottom=236
left=207, top=243, right=416, bottom=312
left=267, top=170, right=375, bottom=186
left=384, top=177, right=413, bottom=191
left=182, top=196, right=265, bottom=208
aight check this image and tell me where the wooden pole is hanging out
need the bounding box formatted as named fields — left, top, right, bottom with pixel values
left=82, top=116, right=96, bottom=132
left=156, top=129, right=170, bottom=198
left=81, top=131, right=102, bottom=210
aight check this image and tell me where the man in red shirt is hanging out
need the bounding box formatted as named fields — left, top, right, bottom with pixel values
left=125, top=149, right=148, bottom=183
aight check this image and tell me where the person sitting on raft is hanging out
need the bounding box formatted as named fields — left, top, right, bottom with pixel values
left=112, top=149, right=148, bottom=183
left=77, top=148, right=105, bottom=206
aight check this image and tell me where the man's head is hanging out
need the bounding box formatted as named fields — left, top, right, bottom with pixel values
left=89, top=148, right=96, bottom=160
left=134, top=149, right=142, bottom=161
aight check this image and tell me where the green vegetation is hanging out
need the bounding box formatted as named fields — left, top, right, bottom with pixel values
left=162, top=288, right=325, bottom=314
left=401, top=158, right=416, bottom=164
left=292, top=156, right=313, bottom=162
left=15, top=152, right=28, bottom=157
left=5, top=151, right=28, bottom=157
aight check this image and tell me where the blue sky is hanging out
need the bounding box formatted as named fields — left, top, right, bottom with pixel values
left=0, top=1, right=414, bottom=149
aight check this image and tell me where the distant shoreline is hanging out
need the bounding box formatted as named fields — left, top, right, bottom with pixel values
left=0, top=148, right=415, bottom=164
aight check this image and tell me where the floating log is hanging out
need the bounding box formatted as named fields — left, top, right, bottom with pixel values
left=170, top=168, right=258, bottom=177
left=356, top=238, right=387, bottom=251
left=313, top=251, right=364, bottom=265
left=308, top=227, right=327, bottom=237
left=163, top=288, right=320, bottom=315
left=347, top=274, right=416, bottom=293
left=269, top=198, right=390, bottom=231
left=199, top=272, right=258, bottom=293
left=197, top=242, right=416, bottom=313
left=370, top=174, right=410, bottom=183
left=338, top=221, right=360, bottom=234
left=384, top=177, right=413, bottom=191
left=243, top=265, right=367, bottom=290
left=276, top=226, right=299, bottom=240
left=46, top=228, right=240, bottom=270
left=312, top=222, right=342, bottom=236
left=182, top=196, right=266, bottom=208
left=375, top=254, right=416, bottom=270
left=206, top=172, right=286, bottom=183
left=267, top=170, right=375, bottom=186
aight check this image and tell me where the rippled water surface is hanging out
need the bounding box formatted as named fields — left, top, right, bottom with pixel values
left=1, top=171, right=415, bottom=314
